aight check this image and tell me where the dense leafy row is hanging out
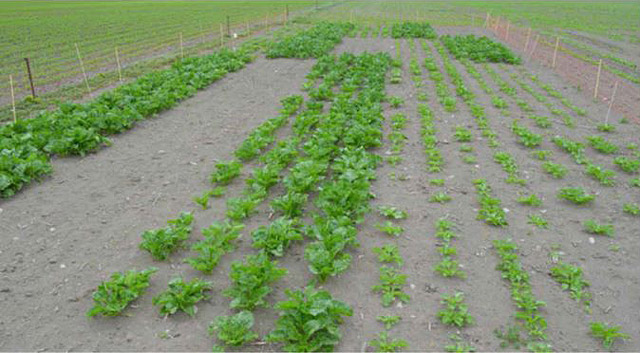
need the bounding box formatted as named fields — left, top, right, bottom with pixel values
left=0, top=49, right=252, bottom=198
left=390, top=22, right=437, bottom=39
left=266, top=22, right=353, bottom=59
left=441, top=35, right=521, bottom=64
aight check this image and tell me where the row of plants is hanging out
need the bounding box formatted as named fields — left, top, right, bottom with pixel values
left=472, top=179, right=508, bottom=226
left=266, top=22, right=353, bottom=59
left=440, top=34, right=521, bottom=64
left=390, top=21, right=437, bottom=39
left=431, top=40, right=500, bottom=148
left=483, top=64, right=534, bottom=113
left=0, top=48, right=253, bottom=198
left=422, top=41, right=457, bottom=112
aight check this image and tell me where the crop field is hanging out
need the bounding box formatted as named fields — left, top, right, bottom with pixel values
left=1, top=2, right=639, bottom=352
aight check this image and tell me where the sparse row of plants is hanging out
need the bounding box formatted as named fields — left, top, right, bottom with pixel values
left=422, top=41, right=457, bottom=112
left=473, top=179, right=508, bottom=226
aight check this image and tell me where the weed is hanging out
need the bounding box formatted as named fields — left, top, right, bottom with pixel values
left=596, top=123, right=616, bottom=133
left=532, top=150, right=552, bottom=160
left=613, top=156, right=640, bottom=173
left=430, top=179, right=445, bottom=186
left=623, top=203, right=640, bottom=216
left=430, top=191, right=452, bottom=203
left=454, top=126, right=472, bottom=142
left=459, top=144, right=474, bottom=152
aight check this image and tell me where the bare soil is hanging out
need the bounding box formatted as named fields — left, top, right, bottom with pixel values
left=0, top=33, right=639, bottom=352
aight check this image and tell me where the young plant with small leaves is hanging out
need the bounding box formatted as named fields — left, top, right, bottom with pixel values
left=372, top=266, right=410, bottom=307
left=589, top=322, right=630, bottom=350
left=209, top=311, right=259, bottom=347
left=87, top=268, right=157, bottom=317
left=152, top=277, right=212, bottom=317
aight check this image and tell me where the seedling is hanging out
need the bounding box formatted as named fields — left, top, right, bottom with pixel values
left=378, top=205, right=408, bottom=220
left=495, top=325, right=525, bottom=349
left=532, top=150, right=552, bottom=160
left=623, top=203, right=640, bottom=216
left=462, top=155, right=477, bottom=164
left=430, top=191, right=452, bottom=203
left=596, top=123, right=616, bottom=132
left=557, top=187, right=595, bottom=205
left=631, top=178, right=640, bottom=187
left=369, top=331, right=408, bottom=352
left=140, top=212, right=193, bottom=260
left=430, top=178, right=445, bottom=186
left=445, top=334, right=476, bottom=353
left=87, top=268, right=157, bottom=317
left=585, top=163, right=616, bottom=186
left=528, top=214, right=548, bottom=229
left=375, top=221, right=405, bottom=237
left=224, top=252, right=288, bottom=310
left=377, top=315, right=402, bottom=329
left=387, top=155, right=403, bottom=165
left=587, top=136, right=619, bottom=154
left=589, top=322, right=630, bottom=350
left=434, top=257, right=466, bottom=278
left=459, top=144, right=473, bottom=152
left=152, top=277, right=212, bottom=317
left=550, top=262, right=590, bottom=305
left=583, top=220, right=614, bottom=237
left=454, top=126, right=472, bottom=142
left=517, top=194, right=542, bottom=206
left=210, top=160, right=242, bottom=185
left=372, top=266, right=410, bottom=307
left=252, top=216, right=303, bottom=257
left=437, top=292, right=474, bottom=327
left=542, top=161, right=568, bottom=179
left=388, top=96, right=404, bottom=108
left=209, top=311, right=258, bottom=347
left=373, top=244, right=404, bottom=266
left=530, top=116, right=551, bottom=128
left=613, top=156, right=640, bottom=173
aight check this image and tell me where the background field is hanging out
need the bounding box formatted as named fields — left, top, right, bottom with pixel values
left=2, top=0, right=638, bottom=122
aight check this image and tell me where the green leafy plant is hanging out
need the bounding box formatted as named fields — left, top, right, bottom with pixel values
left=152, top=277, right=211, bottom=317
left=369, top=331, right=408, bottom=352
left=460, top=144, right=474, bottom=152
left=528, top=214, right=548, bottom=229
left=542, top=161, right=568, bottom=178
left=518, top=194, right=542, bottom=206
left=209, top=311, right=258, bottom=346
left=372, top=265, right=410, bottom=307
left=430, top=178, right=445, bottom=186
left=532, top=150, right=552, bottom=160
left=437, top=292, right=474, bottom=327
left=210, top=160, right=242, bottom=185
left=140, top=212, right=193, bottom=260
left=589, top=322, right=630, bottom=350
left=613, top=156, right=640, bottom=173
left=557, top=187, right=595, bottom=205
left=583, top=220, right=614, bottom=237
left=388, top=96, right=404, bottom=108
left=587, top=136, right=619, bottom=154
left=434, top=257, right=466, bottom=278
left=377, top=315, right=401, bottom=329
left=87, top=268, right=157, bottom=317
left=224, top=252, right=288, bottom=310
left=631, top=178, right=640, bottom=187
left=271, top=191, right=308, bottom=218
left=185, top=221, right=243, bottom=273
left=596, top=123, right=616, bottom=133
left=267, top=286, right=352, bottom=352
left=445, top=334, right=476, bottom=353
left=454, top=126, right=472, bottom=142
left=373, top=244, right=404, bottom=266
left=462, top=155, right=477, bottom=164
left=378, top=205, right=408, bottom=219
left=440, top=34, right=521, bottom=64
left=550, top=262, right=591, bottom=305
left=252, top=216, right=303, bottom=257
left=375, top=221, right=404, bottom=236
left=529, top=116, right=551, bottom=128
left=585, top=163, right=616, bottom=186
left=623, top=203, right=640, bottom=216
left=430, top=191, right=452, bottom=203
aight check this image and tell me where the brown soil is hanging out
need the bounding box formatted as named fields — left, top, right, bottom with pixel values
left=0, top=35, right=639, bottom=352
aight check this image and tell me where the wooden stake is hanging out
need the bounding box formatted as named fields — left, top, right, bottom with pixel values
left=505, top=21, right=510, bottom=41
left=75, top=43, right=91, bottom=96
left=484, top=13, right=490, bottom=28
left=265, top=14, right=268, bottom=30
left=552, top=36, right=560, bottom=68
left=9, top=75, right=16, bottom=123
left=220, top=24, right=224, bottom=46
left=494, top=16, right=500, bottom=32
left=350, top=10, right=353, bottom=22
left=527, top=34, right=539, bottom=61
left=524, top=27, right=531, bottom=52
left=23, top=57, right=36, bottom=98
left=179, top=32, right=184, bottom=59
left=594, top=59, right=603, bottom=99
left=605, top=81, right=618, bottom=124
left=115, top=47, right=123, bottom=82
left=246, top=19, right=250, bottom=35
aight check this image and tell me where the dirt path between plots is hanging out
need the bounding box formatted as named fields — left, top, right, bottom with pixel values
left=0, top=56, right=314, bottom=351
